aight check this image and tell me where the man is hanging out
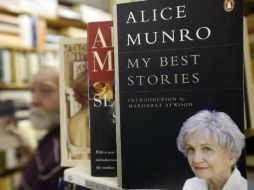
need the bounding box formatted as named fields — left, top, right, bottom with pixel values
left=18, top=66, right=64, bottom=190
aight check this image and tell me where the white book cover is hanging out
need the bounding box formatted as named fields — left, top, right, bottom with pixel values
left=28, top=52, right=40, bottom=81
left=19, top=14, right=32, bottom=48
left=20, top=0, right=57, bottom=18
left=64, top=167, right=120, bottom=190
left=59, top=37, right=90, bottom=167
left=18, top=52, right=28, bottom=83
left=2, top=50, right=12, bottom=83
left=0, top=90, right=31, bottom=103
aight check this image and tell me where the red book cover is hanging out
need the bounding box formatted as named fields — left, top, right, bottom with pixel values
left=87, top=21, right=116, bottom=177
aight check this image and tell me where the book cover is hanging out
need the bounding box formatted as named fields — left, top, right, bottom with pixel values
left=87, top=21, right=117, bottom=177
left=60, top=37, right=90, bottom=167
left=64, top=167, right=120, bottom=190
left=114, top=0, right=245, bottom=189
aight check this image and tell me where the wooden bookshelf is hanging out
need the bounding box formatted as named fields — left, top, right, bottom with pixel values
left=0, top=44, right=58, bottom=52
left=0, top=83, right=30, bottom=90
left=0, top=43, right=30, bottom=51
left=0, top=164, right=26, bottom=177
left=0, top=2, right=87, bottom=90
left=0, top=4, right=86, bottom=29
left=47, top=17, right=86, bottom=29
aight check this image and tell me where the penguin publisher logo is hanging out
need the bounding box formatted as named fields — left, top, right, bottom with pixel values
left=224, top=0, right=235, bottom=12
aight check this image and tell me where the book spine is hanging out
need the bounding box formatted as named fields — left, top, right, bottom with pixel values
left=113, top=4, right=123, bottom=187
left=2, top=50, right=12, bottom=83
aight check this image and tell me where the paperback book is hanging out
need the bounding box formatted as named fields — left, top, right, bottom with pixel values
left=87, top=21, right=117, bottom=176
left=60, top=37, right=90, bottom=166
left=114, top=0, right=245, bottom=189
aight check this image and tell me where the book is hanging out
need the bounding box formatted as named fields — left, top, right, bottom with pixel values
left=0, top=13, right=19, bottom=26
left=59, top=27, right=87, bottom=38
left=59, top=38, right=90, bottom=167
left=59, top=177, right=92, bottom=190
left=74, top=4, right=112, bottom=23
left=11, top=51, right=28, bottom=84
left=0, top=33, right=22, bottom=47
left=20, top=0, right=58, bottom=18
left=0, top=100, right=20, bottom=151
left=58, top=5, right=82, bottom=20
left=114, top=0, right=245, bottom=189
left=87, top=21, right=117, bottom=177
left=1, top=50, right=12, bottom=83
left=27, top=52, right=40, bottom=81
left=18, top=14, right=33, bottom=48
left=64, top=167, right=120, bottom=190
left=0, top=22, right=19, bottom=35
left=36, top=18, right=46, bottom=49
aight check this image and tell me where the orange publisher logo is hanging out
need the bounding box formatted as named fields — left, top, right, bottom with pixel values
left=224, top=0, right=235, bottom=12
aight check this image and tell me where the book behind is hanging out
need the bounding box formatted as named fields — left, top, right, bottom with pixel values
left=59, top=37, right=90, bottom=167
left=114, top=0, right=245, bottom=189
left=87, top=21, right=117, bottom=177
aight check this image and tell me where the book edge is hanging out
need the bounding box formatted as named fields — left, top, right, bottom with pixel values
left=113, top=3, right=123, bottom=188
left=244, top=17, right=254, bottom=130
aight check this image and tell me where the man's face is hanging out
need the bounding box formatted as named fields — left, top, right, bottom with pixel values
left=30, top=67, right=60, bottom=129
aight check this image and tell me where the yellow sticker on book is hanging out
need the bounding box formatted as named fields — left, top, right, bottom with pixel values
left=224, top=0, right=235, bottom=12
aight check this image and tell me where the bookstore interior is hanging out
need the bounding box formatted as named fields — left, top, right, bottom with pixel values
left=0, top=0, right=254, bottom=189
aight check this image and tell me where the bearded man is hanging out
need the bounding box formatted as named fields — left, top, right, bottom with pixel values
left=18, top=66, right=64, bottom=190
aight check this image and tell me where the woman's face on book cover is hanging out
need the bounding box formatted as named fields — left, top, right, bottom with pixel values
left=185, top=133, right=236, bottom=182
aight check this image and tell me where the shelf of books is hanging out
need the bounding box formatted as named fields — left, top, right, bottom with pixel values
left=0, top=83, right=30, bottom=90
left=0, top=0, right=95, bottom=90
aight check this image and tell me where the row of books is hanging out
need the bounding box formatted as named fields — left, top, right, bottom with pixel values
left=0, top=0, right=58, bottom=19
left=0, top=13, right=33, bottom=48
left=0, top=0, right=111, bottom=22
left=0, top=12, right=89, bottom=51
left=0, top=49, right=58, bottom=84
left=58, top=3, right=111, bottom=23
left=0, top=171, right=21, bottom=190
left=0, top=13, right=50, bottom=49
left=60, top=0, right=247, bottom=189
